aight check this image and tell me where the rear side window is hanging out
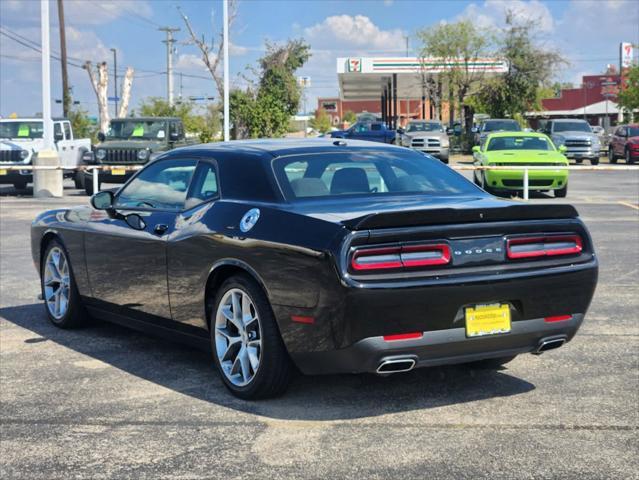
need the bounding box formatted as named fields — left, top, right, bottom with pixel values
left=274, top=150, right=477, bottom=200
left=185, top=162, right=219, bottom=209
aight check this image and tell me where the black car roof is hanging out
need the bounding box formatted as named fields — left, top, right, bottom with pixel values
left=166, top=138, right=404, bottom=158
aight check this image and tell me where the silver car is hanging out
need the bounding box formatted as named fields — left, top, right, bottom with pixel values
left=399, top=120, right=450, bottom=163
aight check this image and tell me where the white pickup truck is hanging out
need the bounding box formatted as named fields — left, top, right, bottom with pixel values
left=0, top=118, right=91, bottom=190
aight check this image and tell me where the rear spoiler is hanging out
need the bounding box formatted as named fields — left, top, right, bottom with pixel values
left=341, top=204, right=579, bottom=230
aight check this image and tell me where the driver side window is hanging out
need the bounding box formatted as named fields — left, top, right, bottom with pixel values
left=115, top=158, right=197, bottom=211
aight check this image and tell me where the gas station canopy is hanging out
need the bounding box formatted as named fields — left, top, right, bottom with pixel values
left=337, top=57, right=508, bottom=100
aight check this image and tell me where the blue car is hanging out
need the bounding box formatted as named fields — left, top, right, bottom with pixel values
left=330, top=121, right=396, bottom=144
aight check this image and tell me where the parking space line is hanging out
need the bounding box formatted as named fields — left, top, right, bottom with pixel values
left=618, top=201, right=639, bottom=211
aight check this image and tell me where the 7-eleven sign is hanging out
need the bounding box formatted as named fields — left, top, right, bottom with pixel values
left=347, top=58, right=362, bottom=72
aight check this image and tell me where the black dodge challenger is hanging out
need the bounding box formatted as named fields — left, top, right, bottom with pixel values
left=31, top=139, right=598, bottom=399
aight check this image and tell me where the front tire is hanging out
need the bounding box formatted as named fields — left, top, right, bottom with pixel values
left=590, top=157, right=599, bottom=166
left=211, top=274, right=292, bottom=399
left=74, top=172, right=85, bottom=189
left=84, top=173, right=100, bottom=195
left=12, top=180, right=27, bottom=191
left=555, top=183, right=568, bottom=198
left=41, top=239, right=87, bottom=328
left=608, top=147, right=617, bottom=164
left=626, top=148, right=635, bottom=164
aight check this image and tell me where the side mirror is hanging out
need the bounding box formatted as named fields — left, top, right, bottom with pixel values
left=472, top=146, right=481, bottom=154
left=471, top=127, right=479, bottom=134
left=397, top=127, right=405, bottom=134
left=54, top=131, right=64, bottom=142
left=125, top=213, right=146, bottom=230
left=97, top=132, right=106, bottom=142
left=558, top=145, right=567, bottom=154
left=446, top=127, right=453, bottom=135
left=169, top=131, right=180, bottom=142
left=90, top=190, right=114, bottom=210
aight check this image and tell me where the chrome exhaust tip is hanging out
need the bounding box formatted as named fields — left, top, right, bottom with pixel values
left=376, top=357, right=416, bottom=374
left=534, top=336, right=567, bottom=354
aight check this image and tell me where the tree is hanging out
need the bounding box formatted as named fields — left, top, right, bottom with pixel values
left=310, top=109, right=331, bottom=133
left=474, top=11, right=566, bottom=118
left=342, top=110, right=356, bottom=123
left=230, top=39, right=311, bottom=138
left=178, top=1, right=237, bottom=101
left=418, top=20, right=492, bottom=126
left=68, top=107, right=97, bottom=141
left=617, top=65, right=639, bottom=118
left=83, top=61, right=109, bottom=133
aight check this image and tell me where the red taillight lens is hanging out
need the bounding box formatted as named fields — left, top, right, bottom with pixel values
left=351, top=244, right=450, bottom=271
left=383, top=332, right=423, bottom=341
left=506, top=234, right=582, bottom=260
left=545, top=315, right=572, bottom=323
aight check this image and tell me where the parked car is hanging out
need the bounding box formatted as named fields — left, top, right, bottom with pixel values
left=330, top=121, right=396, bottom=144
left=541, top=119, right=601, bottom=165
left=474, top=119, right=521, bottom=146
left=82, top=117, right=192, bottom=195
left=32, top=139, right=598, bottom=399
left=608, top=124, right=639, bottom=164
left=399, top=120, right=450, bottom=163
left=0, top=118, right=90, bottom=190
left=472, top=132, right=569, bottom=197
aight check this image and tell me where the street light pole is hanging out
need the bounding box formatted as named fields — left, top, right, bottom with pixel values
left=111, top=48, right=118, bottom=117
left=223, top=0, right=230, bottom=142
left=41, top=0, right=52, bottom=149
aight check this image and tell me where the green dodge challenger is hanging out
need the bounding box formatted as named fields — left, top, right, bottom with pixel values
left=472, top=132, right=569, bottom=198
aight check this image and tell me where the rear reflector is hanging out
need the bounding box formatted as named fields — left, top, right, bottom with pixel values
left=544, top=315, right=572, bottom=323
left=383, top=332, right=423, bottom=341
left=507, top=234, right=582, bottom=259
left=291, top=315, right=315, bottom=324
left=351, top=243, right=450, bottom=271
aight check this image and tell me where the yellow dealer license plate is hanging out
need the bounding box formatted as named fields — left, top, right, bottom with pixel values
left=111, top=168, right=126, bottom=176
left=0, top=169, right=7, bottom=176
left=465, top=304, right=511, bottom=338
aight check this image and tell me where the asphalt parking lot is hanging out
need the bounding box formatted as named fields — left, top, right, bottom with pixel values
left=1, top=160, right=638, bottom=479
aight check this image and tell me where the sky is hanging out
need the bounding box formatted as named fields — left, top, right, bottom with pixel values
left=1, top=0, right=638, bottom=119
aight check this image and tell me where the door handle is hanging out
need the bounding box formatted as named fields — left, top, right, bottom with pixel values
left=154, top=224, right=168, bottom=235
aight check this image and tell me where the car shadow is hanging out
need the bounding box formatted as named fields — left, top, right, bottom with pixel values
left=1, top=303, right=536, bottom=421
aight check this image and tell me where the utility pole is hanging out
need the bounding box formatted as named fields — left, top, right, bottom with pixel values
left=159, top=26, right=180, bottom=107
left=110, top=48, right=118, bottom=117
left=223, top=0, right=230, bottom=141
left=56, top=0, right=70, bottom=118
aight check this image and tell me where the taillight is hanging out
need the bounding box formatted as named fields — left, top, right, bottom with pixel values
left=545, top=315, right=572, bottom=323
left=506, top=234, right=582, bottom=260
left=383, top=332, right=423, bottom=341
left=351, top=243, right=450, bottom=271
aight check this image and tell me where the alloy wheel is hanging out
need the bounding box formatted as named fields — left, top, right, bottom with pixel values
left=214, top=288, right=262, bottom=387
left=43, top=247, right=70, bottom=320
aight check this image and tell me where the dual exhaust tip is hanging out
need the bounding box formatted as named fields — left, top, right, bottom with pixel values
left=377, top=335, right=568, bottom=373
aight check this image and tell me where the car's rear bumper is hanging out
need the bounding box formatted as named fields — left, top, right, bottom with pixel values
left=292, top=315, right=583, bottom=374
left=485, top=169, right=568, bottom=190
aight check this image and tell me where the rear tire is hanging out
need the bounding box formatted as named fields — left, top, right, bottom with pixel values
left=468, top=355, right=517, bottom=369
left=41, top=239, right=87, bottom=329
left=210, top=274, right=292, bottom=399
left=555, top=183, right=568, bottom=198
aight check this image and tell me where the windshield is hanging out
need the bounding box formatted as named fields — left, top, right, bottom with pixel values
left=483, top=121, right=521, bottom=132
left=106, top=120, right=168, bottom=140
left=407, top=122, right=443, bottom=133
left=553, top=122, right=592, bottom=133
left=273, top=150, right=477, bottom=201
left=0, top=121, right=43, bottom=139
left=487, top=136, right=553, bottom=151
left=628, top=127, right=639, bottom=137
